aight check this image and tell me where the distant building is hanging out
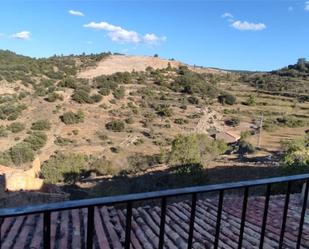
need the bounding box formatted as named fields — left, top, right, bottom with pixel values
left=214, top=131, right=240, bottom=144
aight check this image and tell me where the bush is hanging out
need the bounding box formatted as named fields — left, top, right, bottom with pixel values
left=113, top=86, right=125, bottom=99
left=218, top=93, right=236, bottom=105
left=72, top=89, right=93, bottom=104
left=105, top=120, right=125, bottom=132
left=42, top=152, right=88, bottom=184
left=155, top=104, right=173, bottom=117
left=238, top=139, right=255, bottom=154
left=225, top=117, right=240, bottom=127
left=7, top=122, right=25, bottom=133
left=281, top=135, right=309, bottom=167
left=31, top=120, right=51, bottom=130
left=10, top=143, right=34, bottom=166
left=24, top=132, right=47, bottom=151
left=61, top=110, right=84, bottom=125
left=174, top=118, right=189, bottom=125
left=45, top=92, right=63, bottom=102
left=127, top=153, right=160, bottom=173
left=54, top=136, right=75, bottom=146
left=90, top=157, right=117, bottom=175
left=187, top=96, right=199, bottom=105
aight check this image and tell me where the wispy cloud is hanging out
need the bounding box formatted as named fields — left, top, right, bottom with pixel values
left=12, top=31, right=31, bottom=40
left=222, top=13, right=266, bottom=31
left=288, top=6, right=294, bottom=11
left=84, top=21, right=166, bottom=45
left=0, top=33, right=4, bottom=38
left=305, top=1, right=309, bottom=11
left=231, top=21, right=266, bottom=31
left=69, top=10, right=84, bottom=16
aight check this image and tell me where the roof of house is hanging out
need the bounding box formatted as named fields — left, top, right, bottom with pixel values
left=0, top=194, right=308, bottom=249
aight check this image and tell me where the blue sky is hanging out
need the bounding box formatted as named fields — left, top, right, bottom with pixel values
left=0, top=0, right=309, bottom=71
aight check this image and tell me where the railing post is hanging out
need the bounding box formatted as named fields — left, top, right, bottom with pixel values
left=87, top=206, right=94, bottom=249
left=259, top=183, right=271, bottom=249
left=158, top=197, right=167, bottom=249
left=238, top=187, right=249, bottom=249
left=124, top=201, right=133, bottom=249
left=296, top=179, right=309, bottom=249
left=43, top=211, right=51, bottom=249
left=279, top=181, right=292, bottom=249
left=187, top=193, right=197, bottom=249
left=214, top=190, right=224, bottom=249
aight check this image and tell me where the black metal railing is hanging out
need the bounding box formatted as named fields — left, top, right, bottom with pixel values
left=1, top=173, right=309, bottom=249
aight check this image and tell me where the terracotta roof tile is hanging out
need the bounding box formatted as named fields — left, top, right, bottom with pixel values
left=1, top=194, right=308, bottom=248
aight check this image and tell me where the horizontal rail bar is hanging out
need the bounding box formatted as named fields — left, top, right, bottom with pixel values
left=1, top=173, right=309, bottom=218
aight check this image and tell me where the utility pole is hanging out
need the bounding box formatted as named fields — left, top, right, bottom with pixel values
left=257, top=113, right=264, bottom=149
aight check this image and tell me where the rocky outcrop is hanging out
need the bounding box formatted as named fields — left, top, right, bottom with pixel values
left=0, top=158, right=44, bottom=192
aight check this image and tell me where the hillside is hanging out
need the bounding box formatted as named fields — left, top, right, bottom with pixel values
left=0, top=50, right=308, bottom=200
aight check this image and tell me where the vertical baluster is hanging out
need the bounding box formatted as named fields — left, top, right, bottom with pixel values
left=87, top=206, right=94, bottom=249
left=0, top=217, right=3, bottom=249
left=214, top=190, right=224, bottom=249
left=238, top=187, right=249, bottom=249
left=124, top=202, right=133, bottom=249
left=187, top=193, right=197, bottom=249
left=158, top=197, right=167, bottom=249
left=278, top=181, right=292, bottom=249
left=259, top=183, right=271, bottom=249
left=43, top=211, right=51, bottom=249
left=296, top=179, right=309, bottom=249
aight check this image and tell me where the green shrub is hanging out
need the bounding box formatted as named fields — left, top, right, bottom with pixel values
left=281, top=135, right=309, bottom=167
left=42, top=152, right=88, bottom=184
left=72, top=89, right=93, bottom=104
left=105, top=120, right=125, bottom=132
left=61, top=110, right=84, bottom=125
left=45, top=92, right=63, bottom=102
left=218, top=93, right=236, bottom=105
left=174, top=118, right=189, bottom=125
left=155, top=104, right=173, bottom=117
left=7, top=122, right=25, bottom=133
left=113, top=86, right=125, bottom=99
left=31, top=120, right=51, bottom=130
left=90, top=157, right=117, bottom=175
left=125, top=117, right=134, bottom=124
left=187, top=96, right=199, bottom=105
left=238, top=139, right=255, bottom=154
left=24, top=132, right=47, bottom=151
left=225, top=117, right=240, bottom=127
left=10, top=143, right=34, bottom=166
left=0, top=126, right=8, bottom=137
left=127, top=153, right=160, bottom=173
left=54, top=136, right=75, bottom=146
left=91, top=94, right=103, bottom=103
left=245, top=95, right=256, bottom=106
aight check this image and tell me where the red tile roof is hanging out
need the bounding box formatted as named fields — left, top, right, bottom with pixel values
left=0, top=194, right=308, bottom=248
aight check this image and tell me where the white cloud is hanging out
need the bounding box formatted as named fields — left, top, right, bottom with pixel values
left=305, top=1, right=309, bottom=11
left=12, top=31, right=31, bottom=40
left=143, top=33, right=166, bottom=45
left=69, top=10, right=84, bottom=16
left=231, top=20, right=266, bottom=31
left=222, top=13, right=266, bottom=31
left=222, top=12, right=234, bottom=20
left=86, top=41, right=93, bottom=45
left=84, top=21, right=166, bottom=45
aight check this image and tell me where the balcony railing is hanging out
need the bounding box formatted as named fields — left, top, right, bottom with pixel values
left=1, top=173, right=309, bottom=249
